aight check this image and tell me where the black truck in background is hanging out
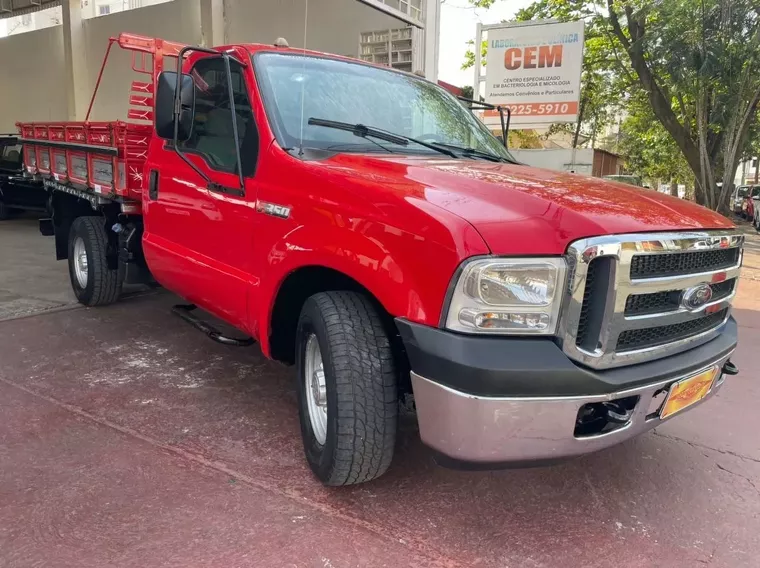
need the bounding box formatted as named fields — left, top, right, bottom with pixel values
left=0, top=135, right=50, bottom=220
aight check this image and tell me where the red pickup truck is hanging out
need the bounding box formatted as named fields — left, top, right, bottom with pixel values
left=19, top=35, right=742, bottom=485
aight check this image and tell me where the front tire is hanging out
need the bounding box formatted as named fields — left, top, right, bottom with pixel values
left=0, top=200, right=10, bottom=220
left=296, top=291, right=398, bottom=486
left=68, top=216, right=124, bottom=306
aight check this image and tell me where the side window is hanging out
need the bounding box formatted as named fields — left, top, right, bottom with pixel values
left=0, top=144, right=22, bottom=168
left=179, top=57, right=258, bottom=176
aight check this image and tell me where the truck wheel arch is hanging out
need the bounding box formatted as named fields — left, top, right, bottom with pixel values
left=260, top=221, right=468, bottom=365
left=50, top=192, right=119, bottom=262
left=266, top=265, right=398, bottom=365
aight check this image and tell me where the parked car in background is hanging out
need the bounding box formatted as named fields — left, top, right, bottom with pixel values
left=733, top=185, right=750, bottom=216
left=0, top=135, right=49, bottom=219
left=602, top=174, right=643, bottom=187
left=746, top=185, right=760, bottom=228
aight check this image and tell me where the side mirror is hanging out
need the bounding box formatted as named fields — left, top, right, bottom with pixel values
left=155, top=71, right=195, bottom=141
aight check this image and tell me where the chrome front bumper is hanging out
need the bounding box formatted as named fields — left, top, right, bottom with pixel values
left=411, top=351, right=733, bottom=466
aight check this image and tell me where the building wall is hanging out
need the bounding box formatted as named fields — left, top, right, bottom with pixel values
left=0, top=0, right=421, bottom=130
left=81, top=0, right=175, bottom=20
left=592, top=150, right=622, bottom=177
left=738, top=157, right=760, bottom=185
left=82, top=0, right=202, bottom=121
left=226, top=0, right=401, bottom=59
left=0, top=6, right=62, bottom=37
left=510, top=148, right=595, bottom=175
left=0, top=26, right=68, bottom=132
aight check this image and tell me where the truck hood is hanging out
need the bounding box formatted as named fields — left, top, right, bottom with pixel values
left=321, top=154, right=733, bottom=255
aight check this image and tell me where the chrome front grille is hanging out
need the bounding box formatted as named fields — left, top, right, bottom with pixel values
left=560, top=231, right=743, bottom=369
left=616, top=308, right=729, bottom=351
left=624, top=278, right=736, bottom=316
left=629, top=247, right=740, bottom=278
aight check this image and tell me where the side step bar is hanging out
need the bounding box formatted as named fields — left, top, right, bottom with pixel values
left=171, top=304, right=255, bottom=347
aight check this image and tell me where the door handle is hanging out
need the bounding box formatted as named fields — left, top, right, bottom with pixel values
left=149, top=169, right=159, bottom=200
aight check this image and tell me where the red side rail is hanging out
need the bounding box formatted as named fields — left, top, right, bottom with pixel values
left=18, top=121, right=152, bottom=207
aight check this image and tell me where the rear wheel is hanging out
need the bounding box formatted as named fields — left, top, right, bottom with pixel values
left=296, top=291, right=398, bottom=486
left=68, top=216, right=124, bottom=306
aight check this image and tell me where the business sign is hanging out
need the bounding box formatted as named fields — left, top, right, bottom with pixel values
left=481, top=20, right=584, bottom=126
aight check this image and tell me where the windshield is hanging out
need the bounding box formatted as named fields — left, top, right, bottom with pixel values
left=254, top=52, right=514, bottom=160
left=737, top=186, right=749, bottom=198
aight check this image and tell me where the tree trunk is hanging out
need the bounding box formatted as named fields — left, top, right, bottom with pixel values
left=696, top=91, right=717, bottom=210
left=573, top=97, right=586, bottom=149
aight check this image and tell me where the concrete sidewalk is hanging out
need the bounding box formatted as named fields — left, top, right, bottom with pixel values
left=1, top=217, right=759, bottom=567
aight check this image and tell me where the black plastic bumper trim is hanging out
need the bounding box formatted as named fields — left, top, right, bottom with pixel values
left=432, top=451, right=569, bottom=471
left=395, top=317, right=738, bottom=398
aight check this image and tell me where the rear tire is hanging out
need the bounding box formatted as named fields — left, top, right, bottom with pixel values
left=68, top=216, right=124, bottom=306
left=296, top=291, right=398, bottom=486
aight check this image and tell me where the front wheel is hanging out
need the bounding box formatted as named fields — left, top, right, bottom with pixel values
left=0, top=200, right=11, bottom=220
left=68, top=216, right=124, bottom=306
left=296, top=291, right=398, bottom=486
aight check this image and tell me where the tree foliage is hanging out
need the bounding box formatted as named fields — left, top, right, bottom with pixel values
left=463, top=0, right=500, bottom=8
left=606, top=0, right=760, bottom=211
left=618, top=91, right=693, bottom=192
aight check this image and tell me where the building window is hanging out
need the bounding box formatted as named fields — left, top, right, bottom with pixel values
left=99, top=5, right=111, bottom=15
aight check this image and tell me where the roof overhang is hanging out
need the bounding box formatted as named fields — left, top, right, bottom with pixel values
left=0, top=0, right=60, bottom=20
left=1, top=1, right=425, bottom=26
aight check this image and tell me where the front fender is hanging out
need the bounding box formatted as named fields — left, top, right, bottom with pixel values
left=255, top=219, right=485, bottom=356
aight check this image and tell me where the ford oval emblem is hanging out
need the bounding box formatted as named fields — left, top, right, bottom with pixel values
left=681, top=284, right=713, bottom=311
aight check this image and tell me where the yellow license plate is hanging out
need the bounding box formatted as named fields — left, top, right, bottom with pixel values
left=660, top=366, right=720, bottom=419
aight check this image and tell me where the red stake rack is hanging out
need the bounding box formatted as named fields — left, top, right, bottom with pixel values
left=17, top=33, right=186, bottom=212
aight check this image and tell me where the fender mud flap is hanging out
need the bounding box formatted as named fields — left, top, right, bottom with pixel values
left=39, top=218, right=54, bottom=236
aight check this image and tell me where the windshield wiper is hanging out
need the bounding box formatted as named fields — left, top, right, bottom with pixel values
left=307, top=118, right=459, bottom=159
left=424, top=142, right=512, bottom=163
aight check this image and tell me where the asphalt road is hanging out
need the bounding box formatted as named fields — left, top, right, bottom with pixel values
left=1, top=216, right=759, bottom=568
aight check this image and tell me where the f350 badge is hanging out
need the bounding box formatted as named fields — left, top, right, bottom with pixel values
left=256, top=201, right=291, bottom=219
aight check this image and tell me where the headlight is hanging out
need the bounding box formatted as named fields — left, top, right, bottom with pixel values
left=444, top=258, right=566, bottom=335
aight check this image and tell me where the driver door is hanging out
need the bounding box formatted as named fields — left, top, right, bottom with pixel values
left=143, top=55, right=260, bottom=332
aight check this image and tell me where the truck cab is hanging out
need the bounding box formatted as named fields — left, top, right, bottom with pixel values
left=0, top=135, right=49, bottom=219
left=18, top=35, right=743, bottom=486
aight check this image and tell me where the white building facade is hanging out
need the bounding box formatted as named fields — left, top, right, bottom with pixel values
left=0, top=0, right=442, bottom=131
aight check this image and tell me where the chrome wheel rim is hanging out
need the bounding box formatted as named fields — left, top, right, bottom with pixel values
left=73, top=236, right=88, bottom=289
left=304, top=334, right=328, bottom=445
